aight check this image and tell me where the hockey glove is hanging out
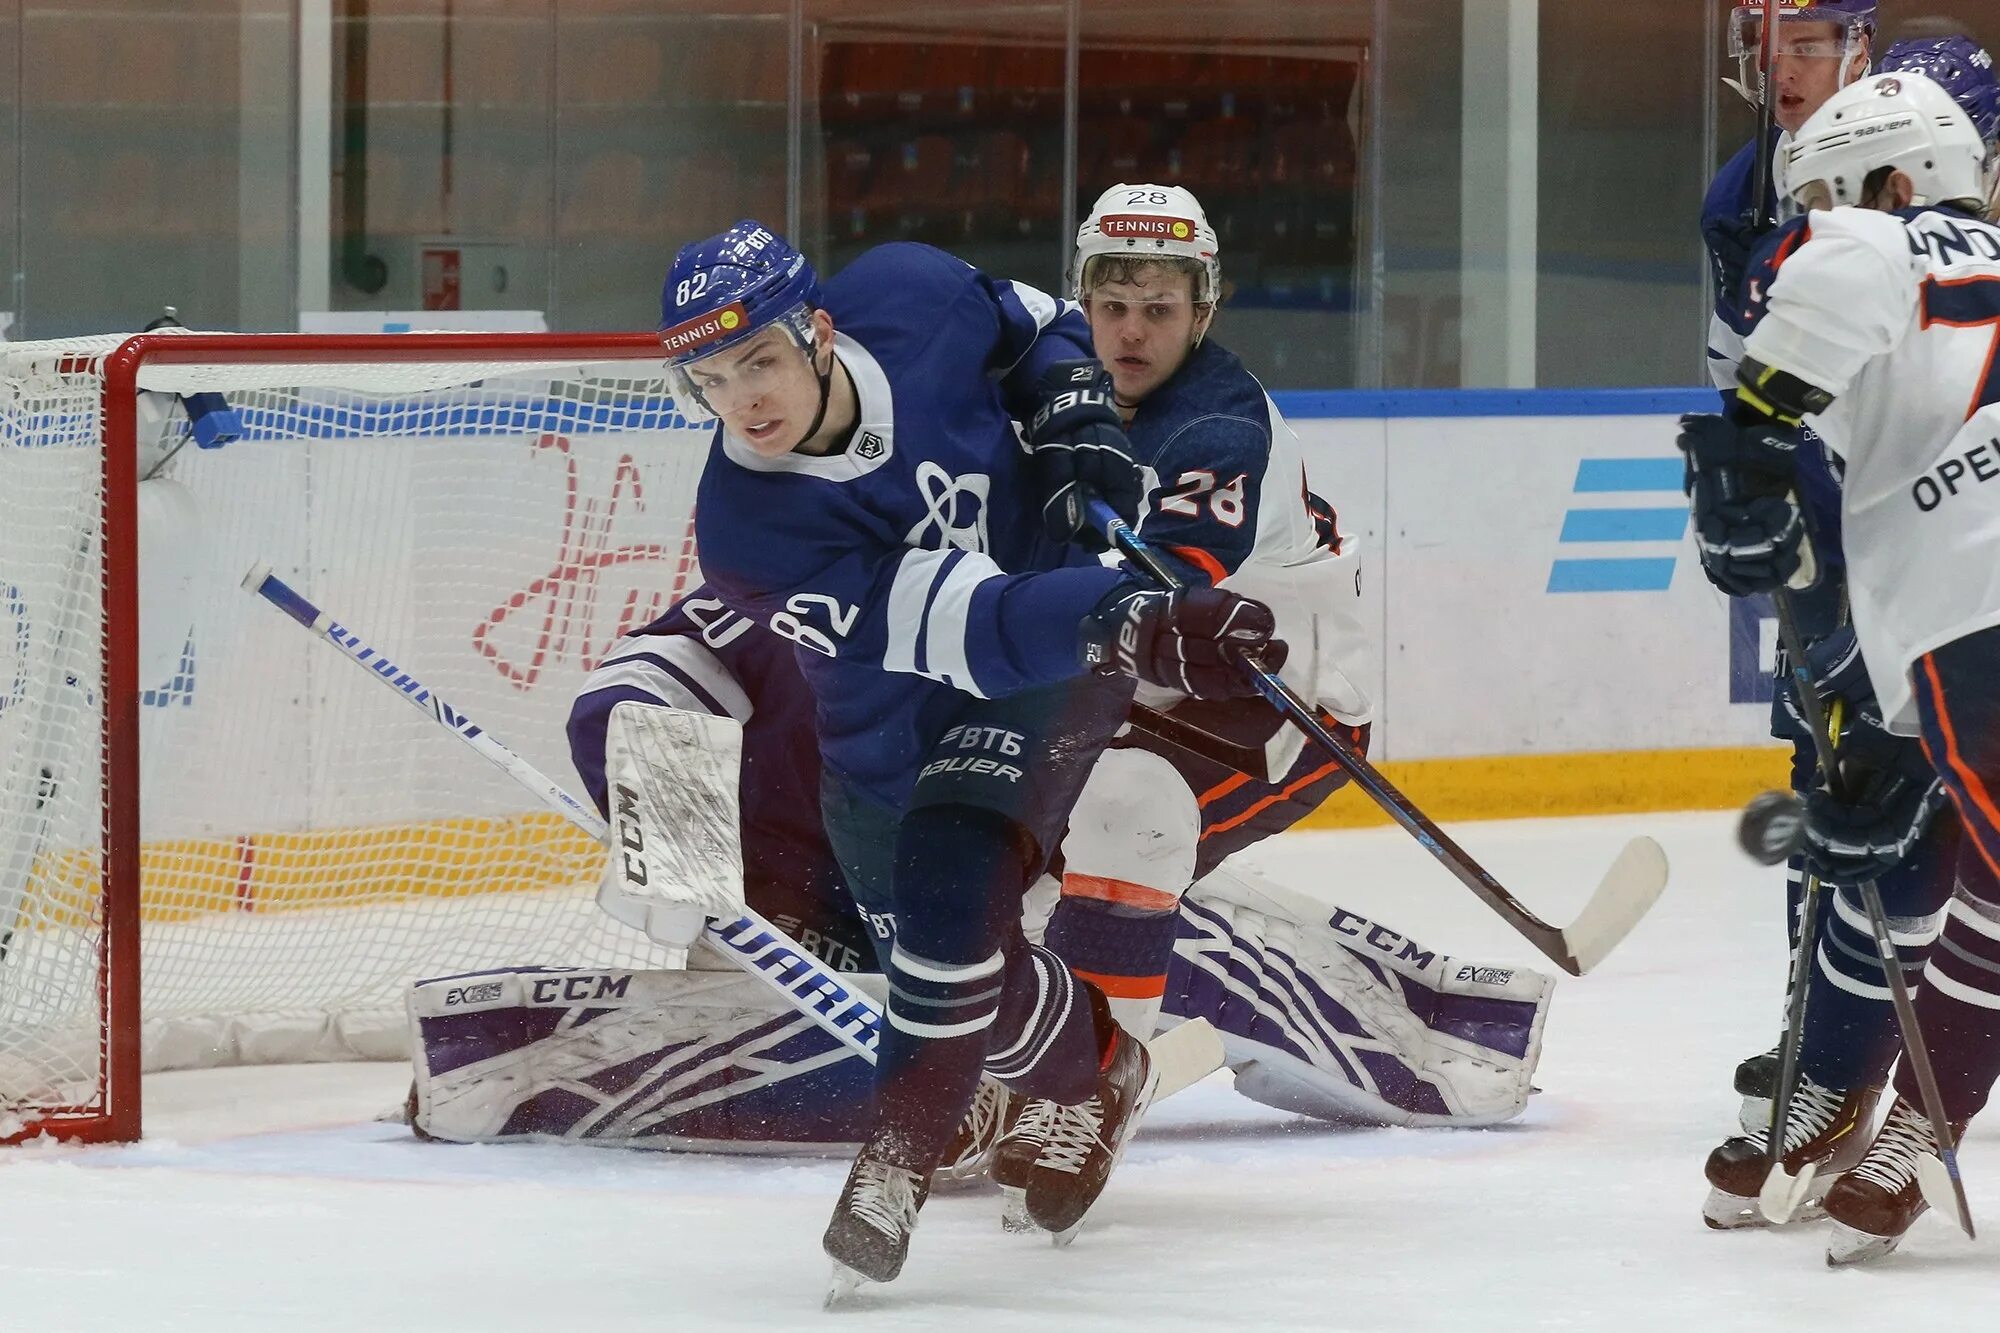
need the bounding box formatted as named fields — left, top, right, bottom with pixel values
left=1800, top=723, right=1948, bottom=888
left=1677, top=411, right=1807, bottom=597
left=1776, top=626, right=1879, bottom=742
left=1028, top=360, right=1143, bottom=551
left=1080, top=581, right=1287, bottom=701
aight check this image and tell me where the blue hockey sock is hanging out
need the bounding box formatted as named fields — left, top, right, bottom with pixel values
left=984, top=942, right=1114, bottom=1104
left=1798, top=885, right=1938, bottom=1092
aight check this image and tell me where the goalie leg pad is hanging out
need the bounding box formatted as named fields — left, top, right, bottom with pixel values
left=407, top=967, right=878, bottom=1153
left=1164, top=867, right=1552, bottom=1127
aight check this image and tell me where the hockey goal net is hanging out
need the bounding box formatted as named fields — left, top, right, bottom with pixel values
left=0, top=331, right=709, bottom=1142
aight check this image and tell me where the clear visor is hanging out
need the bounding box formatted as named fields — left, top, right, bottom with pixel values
left=663, top=305, right=815, bottom=422
left=1727, top=12, right=1862, bottom=100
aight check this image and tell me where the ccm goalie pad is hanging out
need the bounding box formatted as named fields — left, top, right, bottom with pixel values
left=407, top=965, right=877, bottom=1153
left=1166, top=864, right=1551, bottom=1127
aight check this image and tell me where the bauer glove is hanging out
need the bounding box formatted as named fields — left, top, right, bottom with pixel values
left=1080, top=581, right=1287, bottom=701
left=1028, top=359, right=1142, bottom=551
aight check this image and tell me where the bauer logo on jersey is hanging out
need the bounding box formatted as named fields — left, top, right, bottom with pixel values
left=660, top=301, right=750, bottom=357
left=1099, top=213, right=1196, bottom=242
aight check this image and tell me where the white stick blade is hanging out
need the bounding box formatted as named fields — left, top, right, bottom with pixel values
left=1148, top=1017, right=1226, bottom=1101
left=1560, top=836, right=1669, bottom=974
left=1916, top=1154, right=1976, bottom=1238
left=1758, top=1159, right=1816, bottom=1226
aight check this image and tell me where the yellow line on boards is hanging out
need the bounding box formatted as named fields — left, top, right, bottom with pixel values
left=1295, top=745, right=1793, bottom=828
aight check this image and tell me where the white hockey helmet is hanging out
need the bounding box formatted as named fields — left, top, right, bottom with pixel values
left=1070, top=183, right=1221, bottom=304
left=1782, top=70, right=1990, bottom=210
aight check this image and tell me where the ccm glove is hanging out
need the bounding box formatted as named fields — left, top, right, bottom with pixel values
left=1081, top=581, right=1287, bottom=700
left=1800, top=722, right=1948, bottom=887
left=1702, top=205, right=1761, bottom=311
left=1028, top=359, right=1142, bottom=549
left=1677, top=411, right=1807, bottom=597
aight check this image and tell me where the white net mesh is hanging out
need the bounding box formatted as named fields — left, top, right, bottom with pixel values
left=1, top=334, right=709, bottom=1135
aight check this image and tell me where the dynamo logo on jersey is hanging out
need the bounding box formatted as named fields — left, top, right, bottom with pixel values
left=1546, top=458, right=1686, bottom=594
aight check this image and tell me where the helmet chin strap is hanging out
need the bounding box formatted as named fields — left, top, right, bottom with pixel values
left=794, top=335, right=837, bottom=448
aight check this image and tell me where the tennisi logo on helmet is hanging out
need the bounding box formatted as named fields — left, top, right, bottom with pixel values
left=1098, top=213, right=1198, bottom=242
left=660, top=301, right=750, bottom=358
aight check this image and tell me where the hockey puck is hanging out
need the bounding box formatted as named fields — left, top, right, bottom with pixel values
left=1738, top=789, right=1805, bottom=866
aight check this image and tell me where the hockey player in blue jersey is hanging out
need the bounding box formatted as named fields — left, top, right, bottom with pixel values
left=989, top=183, right=1386, bottom=1209
left=1691, top=36, right=2000, bottom=1231
left=658, top=222, right=1287, bottom=1290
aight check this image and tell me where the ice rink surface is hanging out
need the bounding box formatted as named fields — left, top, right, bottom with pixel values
left=4, top=810, right=1992, bottom=1331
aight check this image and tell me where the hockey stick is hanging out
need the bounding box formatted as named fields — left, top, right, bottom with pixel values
left=1083, top=497, right=1668, bottom=976
left=1749, top=0, right=1781, bottom=232
left=1757, top=585, right=1974, bottom=1237
left=240, top=562, right=885, bottom=1064
left=1125, top=702, right=1270, bottom=782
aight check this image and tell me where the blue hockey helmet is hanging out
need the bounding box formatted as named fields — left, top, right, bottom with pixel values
left=659, top=220, right=823, bottom=421
left=1882, top=36, right=2000, bottom=144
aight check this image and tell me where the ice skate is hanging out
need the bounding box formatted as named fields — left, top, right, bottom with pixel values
left=1823, top=1097, right=1960, bottom=1266
left=1023, top=1028, right=1159, bottom=1244
left=933, top=1077, right=1010, bottom=1191
left=992, top=1093, right=1053, bottom=1232
left=1701, top=1076, right=1877, bottom=1229
left=822, top=1133, right=932, bottom=1303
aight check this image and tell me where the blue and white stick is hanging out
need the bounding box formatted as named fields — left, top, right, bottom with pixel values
left=241, top=562, right=881, bottom=1063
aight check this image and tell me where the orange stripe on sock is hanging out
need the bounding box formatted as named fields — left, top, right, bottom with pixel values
left=1920, top=653, right=2000, bottom=884
left=1062, top=873, right=1182, bottom=914
left=1167, top=544, right=1229, bottom=586
left=1073, top=968, right=1169, bottom=1000
left=1204, top=760, right=1343, bottom=838
left=1198, top=771, right=1252, bottom=807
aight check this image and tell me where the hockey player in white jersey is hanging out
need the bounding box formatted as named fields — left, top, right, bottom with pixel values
left=1681, top=69, right=2000, bottom=1263
left=1693, top=35, right=1998, bottom=1232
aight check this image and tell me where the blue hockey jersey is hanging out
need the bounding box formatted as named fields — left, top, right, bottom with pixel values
left=1123, top=337, right=1373, bottom=728
left=693, top=242, right=1129, bottom=804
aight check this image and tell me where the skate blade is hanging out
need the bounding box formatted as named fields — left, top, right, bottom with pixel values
left=1916, top=1154, right=1976, bottom=1239
left=1000, top=1186, right=1039, bottom=1234
left=825, top=1262, right=867, bottom=1310
left=1050, top=1222, right=1082, bottom=1248
left=1826, top=1222, right=1902, bottom=1267
left=1757, top=1160, right=1818, bottom=1226
left=1702, top=1187, right=1825, bottom=1231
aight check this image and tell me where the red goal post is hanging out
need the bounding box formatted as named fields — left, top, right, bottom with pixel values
left=2, top=330, right=699, bottom=1143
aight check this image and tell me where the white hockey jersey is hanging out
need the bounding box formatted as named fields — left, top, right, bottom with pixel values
left=1743, top=204, right=2000, bottom=731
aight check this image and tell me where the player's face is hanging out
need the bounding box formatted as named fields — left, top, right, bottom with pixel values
left=685, top=319, right=825, bottom=457
left=1766, top=23, right=1869, bottom=134
left=1085, top=269, right=1214, bottom=407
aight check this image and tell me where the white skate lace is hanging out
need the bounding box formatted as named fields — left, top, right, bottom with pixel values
left=939, top=1080, right=1009, bottom=1177
left=1773, top=1078, right=1847, bottom=1155
left=1849, top=1101, right=1935, bottom=1193
left=1005, top=1096, right=1062, bottom=1151
left=1035, top=1098, right=1107, bottom=1176
left=848, top=1158, right=922, bottom=1238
